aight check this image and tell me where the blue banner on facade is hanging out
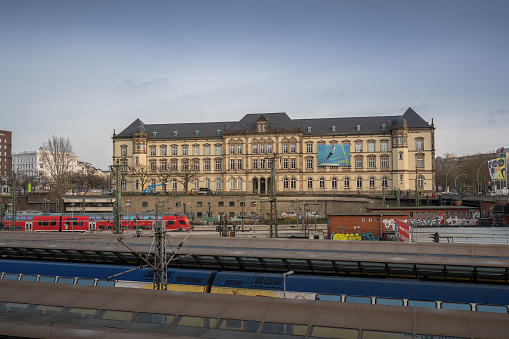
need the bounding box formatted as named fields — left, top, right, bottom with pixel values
left=317, top=144, right=351, bottom=167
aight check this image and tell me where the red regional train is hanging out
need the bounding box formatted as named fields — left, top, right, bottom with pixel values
left=1, top=213, right=192, bottom=233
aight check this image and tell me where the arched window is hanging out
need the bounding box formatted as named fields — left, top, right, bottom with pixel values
left=230, top=178, right=236, bottom=189
left=290, top=178, right=296, bottom=189
left=382, top=176, right=388, bottom=188
left=205, top=178, right=210, bottom=189
left=417, top=176, right=424, bottom=189
left=369, top=177, right=375, bottom=188
left=238, top=178, right=243, bottom=189
left=319, top=177, right=325, bottom=188
left=344, top=177, right=350, bottom=188
left=172, top=179, right=177, bottom=190
left=216, top=178, right=222, bottom=190
left=356, top=177, right=362, bottom=189
left=194, top=179, right=199, bottom=189
left=307, top=177, right=313, bottom=189
left=283, top=178, right=289, bottom=189
left=331, top=177, right=337, bottom=189
left=399, top=152, right=403, bottom=160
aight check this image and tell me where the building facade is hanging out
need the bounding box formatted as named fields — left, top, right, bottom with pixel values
left=112, top=108, right=435, bottom=196
left=0, top=130, right=12, bottom=182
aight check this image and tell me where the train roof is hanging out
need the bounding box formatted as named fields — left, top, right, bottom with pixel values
left=0, top=280, right=506, bottom=338
left=0, top=232, right=508, bottom=282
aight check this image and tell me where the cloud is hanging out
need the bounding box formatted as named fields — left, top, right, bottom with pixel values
left=124, top=77, right=169, bottom=88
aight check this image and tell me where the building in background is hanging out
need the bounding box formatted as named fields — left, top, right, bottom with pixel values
left=112, top=108, right=435, bottom=197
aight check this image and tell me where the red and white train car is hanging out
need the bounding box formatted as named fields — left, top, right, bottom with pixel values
left=2, top=213, right=191, bottom=233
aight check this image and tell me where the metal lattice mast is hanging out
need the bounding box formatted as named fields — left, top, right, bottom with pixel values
left=11, top=172, right=16, bottom=231
left=113, top=165, right=122, bottom=234
left=154, top=220, right=167, bottom=290
left=269, top=154, right=278, bottom=238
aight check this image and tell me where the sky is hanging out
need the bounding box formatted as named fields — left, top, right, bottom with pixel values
left=1, top=0, right=508, bottom=170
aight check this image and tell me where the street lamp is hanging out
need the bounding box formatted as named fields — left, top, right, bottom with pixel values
left=445, top=166, right=461, bottom=193
left=283, top=271, right=294, bottom=298
left=476, top=162, right=487, bottom=195
left=455, top=174, right=467, bottom=192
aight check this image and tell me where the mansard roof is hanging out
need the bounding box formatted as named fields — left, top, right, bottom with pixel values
left=115, top=107, right=431, bottom=139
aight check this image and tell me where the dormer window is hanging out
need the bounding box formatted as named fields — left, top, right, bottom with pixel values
left=173, top=131, right=178, bottom=136
left=381, top=124, right=386, bottom=131
left=216, top=130, right=221, bottom=136
left=332, top=126, right=336, bottom=131
left=356, top=125, right=361, bottom=131
left=307, top=127, right=312, bottom=132
left=195, top=130, right=200, bottom=136
left=152, top=131, right=157, bottom=137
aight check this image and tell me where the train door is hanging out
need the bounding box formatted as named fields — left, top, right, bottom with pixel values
left=89, top=221, right=96, bottom=233
left=25, top=222, right=33, bottom=231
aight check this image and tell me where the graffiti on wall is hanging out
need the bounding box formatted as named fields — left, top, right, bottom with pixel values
left=383, top=211, right=481, bottom=229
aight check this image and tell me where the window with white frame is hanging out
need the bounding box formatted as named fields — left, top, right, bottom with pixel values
left=416, top=155, right=424, bottom=168
left=381, top=157, right=389, bottom=168
left=216, top=178, right=222, bottom=190
left=381, top=141, right=388, bottom=152
left=182, top=161, right=189, bottom=171
left=230, top=178, right=236, bottom=189
left=291, top=158, right=296, bottom=169
left=355, top=142, right=362, bottom=152
left=306, top=159, right=313, bottom=169
left=252, top=145, right=258, bottom=154
left=253, top=159, right=258, bottom=170
left=237, top=159, right=242, bottom=170
left=194, top=179, right=199, bottom=189
left=172, top=179, right=177, bottom=190
left=290, top=144, right=296, bottom=153
left=260, top=159, right=265, bottom=169
left=230, top=159, right=235, bottom=170
left=237, top=145, right=242, bottom=154
left=204, top=160, right=210, bottom=171
left=121, top=179, right=126, bottom=190
left=150, top=162, right=156, bottom=171
left=344, top=177, right=350, bottom=188
left=193, top=146, right=199, bottom=155
left=260, top=144, right=266, bottom=154
left=172, top=160, right=178, bottom=171
left=332, top=177, right=337, bottom=189
left=356, top=177, right=362, bottom=188
left=172, top=146, right=178, bottom=156
left=230, top=145, right=235, bottom=154
left=161, top=161, right=167, bottom=171
left=205, top=178, right=210, bottom=188
left=121, top=146, right=127, bottom=156
left=368, top=142, right=375, bottom=152
left=283, top=144, right=288, bottom=154
left=215, top=160, right=222, bottom=171
left=267, top=159, right=271, bottom=170
left=215, top=146, right=222, bottom=155
left=161, top=146, right=167, bottom=156
left=369, top=177, right=375, bottom=188
left=193, top=160, right=200, bottom=171
left=382, top=176, right=388, bottom=188
left=238, top=178, right=243, bottom=189
left=417, top=176, right=424, bottom=188
left=368, top=157, right=376, bottom=168
left=151, top=179, right=156, bottom=186
left=283, top=178, right=289, bottom=189
left=283, top=159, right=288, bottom=169
left=307, top=177, right=313, bottom=189
left=319, top=177, right=325, bottom=188
left=306, top=144, right=313, bottom=153
left=182, top=146, right=188, bottom=156
left=204, top=145, right=210, bottom=155
left=355, top=158, right=363, bottom=169
left=150, top=147, right=156, bottom=156
left=290, top=178, right=296, bottom=189
left=416, top=139, right=424, bottom=151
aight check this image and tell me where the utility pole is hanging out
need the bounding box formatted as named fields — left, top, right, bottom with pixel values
left=113, top=165, right=122, bottom=234
left=154, top=220, right=167, bottom=290
left=268, top=153, right=278, bottom=238
left=11, top=172, right=16, bottom=231
left=415, top=169, right=419, bottom=207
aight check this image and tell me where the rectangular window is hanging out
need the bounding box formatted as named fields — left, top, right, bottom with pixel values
left=306, top=159, right=313, bottom=169
left=204, top=146, right=210, bottom=155
left=237, top=159, right=242, bottom=170
left=150, top=147, right=156, bottom=156
left=381, top=141, right=388, bottom=152
left=283, top=159, right=288, bottom=169
left=172, top=161, right=178, bottom=171
left=253, top=159, right=258, bottom=170
left=306, top=144, right=313, bottom=153
left=161, top=162, right=167, bottom=171
left=182, top=146, right=188, bottom=156
left=368, top=142, right=375, bottom=152
left=368, top=158, right=376, bottom=168
left=230, top=145, right=235, bottom=154
left=355, top=142, right=362, bottom=152
left=252, top=145, right=258, bottom=154
left=355, top=158, right=363, bottom=168
left=150, top=162, right=156, bottom=171
left=230, top=160, right=235, bottom=170
left=381, top=157, right=389, bottom=168
left=204, top=160, right=210, bottom=171
left=237, top=145, right=242, bottom=154
left=260, top=159, right=265, bottom=169
left=215, top=146, right=222, bottom=155
left=416, top=156, right=424, bottom=168
left=172, top=146, right=178, bottom=156
left=283, top=144, right=288, bottom=153
left=121, top=146, right=127, bottom=157
left=161, top=147, right=167, bottom=156
left=215, top=160, right=222, bottom=171
left=260, top=144, right=266, bottom=154
left=416, top=139, right=424, bottom=151
left=291, top=158, right=296, bottom=169
left=290, top=144, right=296, bottom=153
left=193, top=160, right=200, bottom=171
left=193, top=146, right=199, bottom=155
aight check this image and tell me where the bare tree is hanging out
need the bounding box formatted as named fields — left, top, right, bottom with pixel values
left=130, top=164, right=151, bottom=192
left=177, top=160, right=199, bottom=193
left=40, top=136, right=76, bottom=197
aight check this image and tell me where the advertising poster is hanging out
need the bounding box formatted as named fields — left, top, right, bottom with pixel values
left=395, top=220, right=411, bottom=242
left=488, top=155, right=506, bottom=181
left=317, top=144, right=350, bottom=167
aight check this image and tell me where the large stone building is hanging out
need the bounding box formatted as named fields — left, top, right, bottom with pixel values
left=112, top=108, right=435, bottom=197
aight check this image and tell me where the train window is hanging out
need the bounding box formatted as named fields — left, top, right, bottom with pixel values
left=408, top=300, right=436, bottom=308
left=363, top=330, right=410, bottom=338
left=441, top=302, right=471, bottom=311
left=173, top=315, right=215, bottom=328
left=132, top=312, right=174, bottom=324
left=76, top=278, right=95, bottom=286
left=168, top=220, right=175, bottom=225
left=59, top=307, right=97, bottom=318
left=215, top=318, right=260, bottom=332
left=50, top=221, right=56, bottom=226
left=224, top=279, right=244, bottom=287
left=476, top=304, right=508, bottom=313
left=38, top=276, right=56, bottom=283
left=94, top=309, right=135, bottom=321
left=261, top=322, right=308, bottom=336
left=20, top=274, right=37, bottom=282
left=96, top=279, right=115, bottom=287
left=24, top=304, right=63, bottom=315
left=345, top=296, right=371, bottom=304
left=316, top=294, right=342, bottom=302
left=309, top=325, right=358, bottom=339
left=0, top=302, right=29, bottom=313
left=56, top=277, right=75, bottom=284
left=375, top=298, right=403, bottom=306
left=180, top=220, right=186, bottom=225
left=174, top=276, right=203, bottom=284
left=2, top=273, right=19, bottom=280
